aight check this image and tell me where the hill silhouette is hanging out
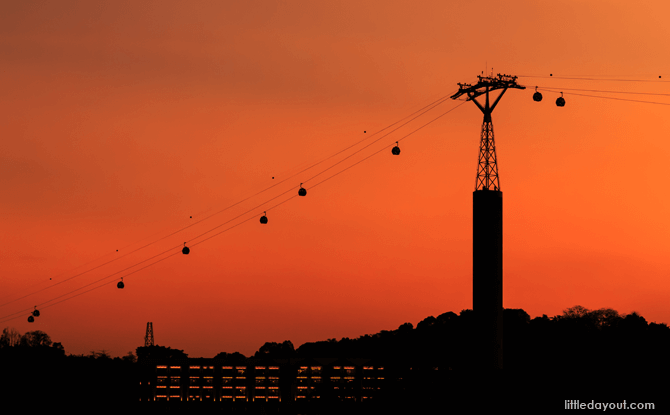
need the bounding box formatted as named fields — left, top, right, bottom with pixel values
left=2, top=306, right=669, bottom=411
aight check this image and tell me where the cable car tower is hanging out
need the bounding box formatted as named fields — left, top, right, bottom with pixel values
left=451, top=73, right=525, bottom=370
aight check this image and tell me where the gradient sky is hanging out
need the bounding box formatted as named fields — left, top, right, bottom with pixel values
left=1, top=0, right=669, bottom=358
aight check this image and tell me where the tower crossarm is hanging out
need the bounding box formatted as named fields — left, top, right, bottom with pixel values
left=450, top=73, right=525, bottom=101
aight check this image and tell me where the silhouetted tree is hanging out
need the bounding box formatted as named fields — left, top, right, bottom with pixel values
left=213, top=351, right=246, bottom=363
left=0, top=327, right=21, bottom=348
left=19, top=330, right=52, bottom=347
left=136, top=345, right=188, bottom=361
left=121, top=351, right=137, bottom=363
left=254, top=340, right=296, bottom=358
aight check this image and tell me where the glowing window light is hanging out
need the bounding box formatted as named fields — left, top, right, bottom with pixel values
left=169, top=386, right=180, bottom=388
left=344, top=377, right=355, bottom=379
left=363, top=366, right=373, bottom=370
left=157, top=366, right=167, bottom=369
left=170, top=366, right=181, bottom=369
left=190, top=366, right=201, bottom=369
left=235, top=366, right=246, bottom=369
left=157, top=386, right=167, bottom=389
left=222, top=396, right=233, bottom=398
left=297, top=387, right=307, bottom=390
left=204, top=386, right=213, bottom=389
left=344, top=366, right=354, bottom=369
left=333, top=366, right=341, bottom=369
left=311, top=366, right=321, bottom=370
left=269, top=366, right=279, bottom=370
left=269, top=387, right=279, bottom=390
left=255, top=366, right=266, bottom=370
left=222, top=366, right=233, bottom=369
left=189, top=386, right=199, bottom=389
left=222, top=386, right=233, bottom=389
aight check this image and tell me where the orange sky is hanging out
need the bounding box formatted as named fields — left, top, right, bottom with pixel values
left=1, top=1, right=670, bottom=358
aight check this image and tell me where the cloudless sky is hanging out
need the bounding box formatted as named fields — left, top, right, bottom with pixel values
left=1, top=0, right=669, bottom=358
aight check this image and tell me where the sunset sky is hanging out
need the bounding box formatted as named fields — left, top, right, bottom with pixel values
left=2, top=1, right=670, bottom=358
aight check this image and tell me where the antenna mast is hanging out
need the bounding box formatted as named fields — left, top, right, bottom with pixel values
left=145, top=322, right=154, bottom=347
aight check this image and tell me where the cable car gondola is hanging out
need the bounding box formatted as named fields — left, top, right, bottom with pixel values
left=28, top=315, right=34, bottom=323
left=392, top=141, right=400, bottom=155
left=117, top=278, right=124, bottom=289
left=556, top=92, right=565, bottom=107
left=32, top=306, right=40, bottom=317
left=533, top=86, right=542, bottom=102
left=182, top=243, right=190, bottom=255
left=298, top=183, right=307, bottom=196
left=260, top=211, right=268, bottom=224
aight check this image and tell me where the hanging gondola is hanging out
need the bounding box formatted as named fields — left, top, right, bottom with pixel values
left=182, top=242, right=190, bottom=255
left=533, top=87, right=542, bottom=102
left=260, top=211, right=268, bottom=224
left=117, top=278, right=124, bottom=289
left=391, top=141, right=400, bottom=155
left=28, top=315, right=34, bottom=323
left=556, top=92, right=565, bottom=107
left=32, top=306, right=40, bottom=317
left=298, top=183, right=307, bottom=196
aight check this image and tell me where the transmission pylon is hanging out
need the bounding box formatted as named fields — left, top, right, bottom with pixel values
left=145, top=322, right=154, bottom=347
left=451, top=73, right=524, bottom=370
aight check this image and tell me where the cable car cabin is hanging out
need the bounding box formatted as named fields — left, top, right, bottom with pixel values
left=392, top=141, right=400, bottom=155
left=533, top=92, right=543, bottom=102
left=28, top=315, right=34, bottom=323
left=117, top=281, right=124, bottom=289
left=556, top=97, right=565, bottom=107
left=260, top=213, right=268, bottom=224
left=182, top=245, right=190, bottom=255
left=32, top=308, right=40, bottom=317
left=298, top=187, right=307, bottom=196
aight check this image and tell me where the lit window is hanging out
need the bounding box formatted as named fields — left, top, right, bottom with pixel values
left=222, top=366, right=233, bottom=369
left=157, top=366, right=167, bottom=369
left=363, top=366, right=373, bottom=370
left=170, top=366, right=181, bottom=369
left=190, top=366, right=201, bottom=369
left=333, top=366, right=341, bottom=369
left=255, top=366, right=266, bottom=370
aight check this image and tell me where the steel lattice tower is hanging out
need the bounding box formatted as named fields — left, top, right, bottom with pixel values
left=145, top=322, right=154, bottom=347
left=451, top=74, right=524, bottom=370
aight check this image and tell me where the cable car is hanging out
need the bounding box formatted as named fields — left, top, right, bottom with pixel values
left=260, top=212, right=268, bottom=224
left=32, top=306, right=40, bottom=317
left=117, top=278, right=124, bottom=289
left=533, top=87, right=542, bottom=102
left=182, top=243, right=190, bottom=255
left=298, top=183, right=307, bottom=196
left=392, top=141, right=400, bottom=155
left=556, top=92, right=565, bottom=107
left=28, top=315, right=34, bottom=323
